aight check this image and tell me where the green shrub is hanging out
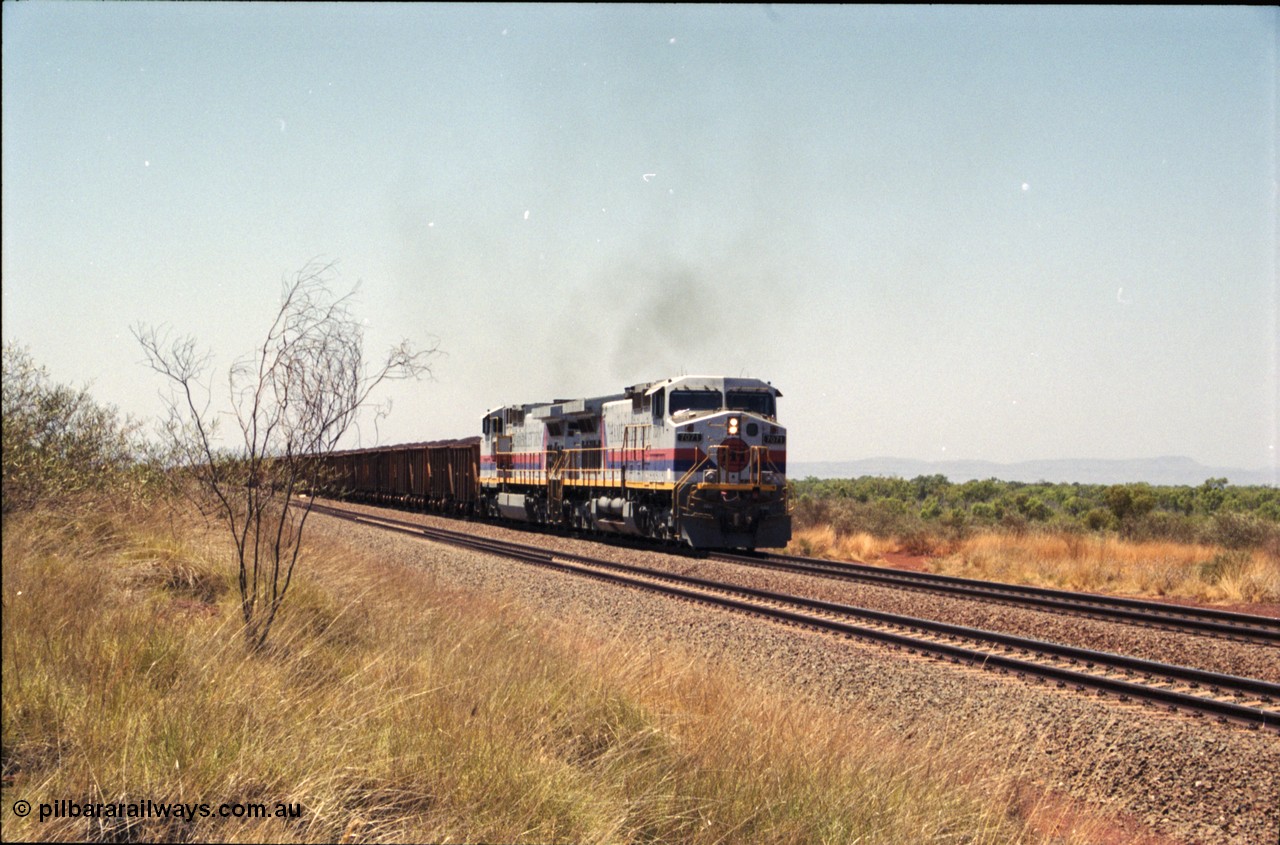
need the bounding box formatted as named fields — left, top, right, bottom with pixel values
left=1016, top=494, right=1052, bottom=521
left=999, top=511, right=1029, bottom=536
left=1206, top=512, right=1275, bottom=550
left=2, top=343, right=161, bottom=514
left=1121, top=511, right=1197, bottom=544
left=1103, top=484, right=1155, bottom=522
left=940, top=507, right=969, bottom=531
left=919, top=496, right=942, bottom=520
left=970, top=502, right=1000, bottom=522
left=1062, top=495, right=1090, bottom=516
left=788, top=475, right=1277, bottom=550
left=1197, top=551, right=1252, bottom=585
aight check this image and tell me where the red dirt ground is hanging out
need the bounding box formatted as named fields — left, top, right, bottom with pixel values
left=1018, top=785, right=1186, bottom=845
left=879, top=550, right=931, bottom=572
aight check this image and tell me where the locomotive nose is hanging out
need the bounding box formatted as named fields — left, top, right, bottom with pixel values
left=719, top=436, right=750, bottom=473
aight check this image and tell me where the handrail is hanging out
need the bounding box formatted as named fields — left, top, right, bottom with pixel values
left=673, top=448, right=714, bottom=500
left=489, top=447, right=618, bottom=487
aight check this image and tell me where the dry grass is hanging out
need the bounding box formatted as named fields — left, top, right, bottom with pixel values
left=932, top=533, right=1280, bottom=604
left=787, top=525, right=899, bottom=563
left=3, top=502, right=1126, bottom=843
left=791, top=519, right=1279, bottom=605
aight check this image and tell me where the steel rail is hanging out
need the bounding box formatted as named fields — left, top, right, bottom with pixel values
left=305, top=494, right=1280, bottom=644
left=710, top=550, right=1280, bottom=645
left=307, top=501, right=1280, bottom=731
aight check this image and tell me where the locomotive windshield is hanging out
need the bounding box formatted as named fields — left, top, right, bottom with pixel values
left=669, top=389, right=722, bottom=415
left=726, top=390, right=776, bottom=418
left=668, top=388, right=776, bottom=418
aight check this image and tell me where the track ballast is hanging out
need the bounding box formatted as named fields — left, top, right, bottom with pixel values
left=305, top=500, right=1279, bottom=733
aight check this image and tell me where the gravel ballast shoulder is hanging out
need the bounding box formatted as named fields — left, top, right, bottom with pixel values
left=305, top=504, right=1280, bottom=845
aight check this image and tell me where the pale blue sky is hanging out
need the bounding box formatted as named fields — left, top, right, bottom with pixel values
left=3, top=4, right=1276, bottom=475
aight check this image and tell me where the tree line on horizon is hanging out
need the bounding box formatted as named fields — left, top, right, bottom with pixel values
left=790, top=473, right=1280, bottom=553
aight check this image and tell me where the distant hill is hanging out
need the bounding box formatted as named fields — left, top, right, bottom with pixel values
left=789, top=456, right=1277, bottom=486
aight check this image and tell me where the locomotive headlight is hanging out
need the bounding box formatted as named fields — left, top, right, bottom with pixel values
left=727, top=416, right=740, bottom=436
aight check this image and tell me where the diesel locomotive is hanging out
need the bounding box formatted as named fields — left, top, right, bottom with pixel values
left=313, top=375, right=790, bottom=550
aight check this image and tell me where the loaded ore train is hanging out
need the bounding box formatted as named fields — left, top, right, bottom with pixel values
left=311, top=375, right=790, bottom=549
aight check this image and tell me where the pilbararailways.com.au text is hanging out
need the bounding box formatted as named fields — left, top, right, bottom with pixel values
left=16, top=798, right=302, bottom=823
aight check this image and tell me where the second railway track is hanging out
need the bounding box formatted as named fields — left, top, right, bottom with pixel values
left=305, top=500, right=1280, bottom=733
left=710, top=550, right=1280, bottom=645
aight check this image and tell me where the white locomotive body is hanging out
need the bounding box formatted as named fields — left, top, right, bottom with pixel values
left=479, top=376, right=790, bottom=549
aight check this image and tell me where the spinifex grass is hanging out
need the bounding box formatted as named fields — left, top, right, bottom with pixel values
left=790, top=521, right=1278, bottom=605
left=787, top=525, right=899, bottom=564
left=936, top=533, right=1279, bottom=604
left=4, top=503, right=1108, bottom=843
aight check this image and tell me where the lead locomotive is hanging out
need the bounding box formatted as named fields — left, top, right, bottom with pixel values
left=480, top=375, right=790, bottom=548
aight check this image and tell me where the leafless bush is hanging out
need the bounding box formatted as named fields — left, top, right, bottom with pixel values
left=135, top=261, right=438, bottom=649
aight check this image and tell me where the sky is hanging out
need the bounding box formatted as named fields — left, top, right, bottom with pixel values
left=3, top=4, right=1276, bottom=478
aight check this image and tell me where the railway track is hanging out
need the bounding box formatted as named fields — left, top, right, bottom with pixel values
left=709, top=550, right=1280, bottom=646
left=306, top=500, right=1280, bottom=732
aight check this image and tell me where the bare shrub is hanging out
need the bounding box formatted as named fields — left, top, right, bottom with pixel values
left=135, top=261, right=438, bottom=649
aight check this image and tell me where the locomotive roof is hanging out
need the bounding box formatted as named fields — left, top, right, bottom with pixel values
left=486, top=375, right=780, bottom=417
left=629, top=375, right=781, bottom=397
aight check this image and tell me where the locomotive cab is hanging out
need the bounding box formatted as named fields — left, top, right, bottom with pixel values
left=639, top=377, right=789, bottom=548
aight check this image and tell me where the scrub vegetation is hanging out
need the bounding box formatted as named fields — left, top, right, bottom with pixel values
left=4, top=346, right=1125, bottom=843
left=4, top=501, right=1109, bottom=844
left=789, top=475, right=1280, bottom=604
left=1, top=343, right=165, bottom=515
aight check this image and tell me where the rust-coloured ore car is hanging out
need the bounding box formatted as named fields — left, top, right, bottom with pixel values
left=313, top=437, right=480, bottom=515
